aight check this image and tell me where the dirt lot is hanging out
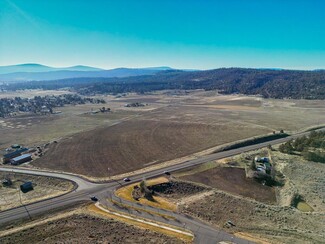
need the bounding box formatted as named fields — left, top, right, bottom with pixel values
left=0, top=172, right=73, bottom=211
left=0, top=214, right=184, bottom=244
left=181, top=167, right=276, bottom=204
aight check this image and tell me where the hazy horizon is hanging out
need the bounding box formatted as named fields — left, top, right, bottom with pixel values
left=1, top=63, right=325, bottom=72
left=1, top=0, right=325, bottom=70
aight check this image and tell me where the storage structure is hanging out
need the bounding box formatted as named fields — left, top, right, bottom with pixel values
left=2, top=147, right=28, bottom=163
left=10, top=154, right=32, bottom=165
left=20, top=181, right=33, bottom=192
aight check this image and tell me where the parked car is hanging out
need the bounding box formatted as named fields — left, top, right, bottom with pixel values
left=123, top=177, right=131, bottom=182
left=163, top=171, right=171, bottom=175
left=90, top=196, right=98, bottom=201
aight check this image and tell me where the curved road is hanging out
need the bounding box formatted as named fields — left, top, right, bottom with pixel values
left=0, top=129, right=321, bottom=243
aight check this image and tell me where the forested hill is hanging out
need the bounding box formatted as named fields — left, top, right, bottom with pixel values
left=185, top=68, right=325, bottom=99
left=2, top=68, right=325, bottom=99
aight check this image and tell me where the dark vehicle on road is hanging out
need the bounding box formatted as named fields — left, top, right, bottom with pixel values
left=90, top=196, right=98, bottom=201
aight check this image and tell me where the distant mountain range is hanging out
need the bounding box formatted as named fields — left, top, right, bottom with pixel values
left=0, top=63, right=173, bottom=81
left=0, top=63, right=104, bottom=74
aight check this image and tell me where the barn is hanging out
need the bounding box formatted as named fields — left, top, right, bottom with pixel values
left=2, top=147, right=28, bottom=163
left=11, top=154, right=32, bottom=165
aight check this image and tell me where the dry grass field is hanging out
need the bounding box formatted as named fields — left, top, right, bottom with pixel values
left=0, top=172, right=73, bottom=211
left=1, top=90, right=325, bottom=178
left=180, top=190, right=324, bottom=244
left=0, top=213, right=185, bottom=244
left=0, top=103, right=140, bottom=148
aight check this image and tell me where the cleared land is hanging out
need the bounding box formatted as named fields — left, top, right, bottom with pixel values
left=0, top=172, right=73, bottom=211
left=0, top=213, right=185, bottom=244
left=181, top=167, right=276, bottom=204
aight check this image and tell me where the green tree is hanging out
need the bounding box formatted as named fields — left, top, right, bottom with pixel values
left=279, top=140, right=294, bottom=154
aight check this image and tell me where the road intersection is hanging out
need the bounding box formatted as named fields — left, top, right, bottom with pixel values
left=0, top=129, right=321, bottom=243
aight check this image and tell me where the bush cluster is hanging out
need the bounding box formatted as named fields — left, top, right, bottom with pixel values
left=279, top=131, right=325, bottom=163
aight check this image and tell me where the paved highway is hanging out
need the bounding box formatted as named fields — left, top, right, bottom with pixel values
left=0, top=129, right=321, bottom=243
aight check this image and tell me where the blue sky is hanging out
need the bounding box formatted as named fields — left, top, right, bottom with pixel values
left=1, top=0, right=325, bottom=69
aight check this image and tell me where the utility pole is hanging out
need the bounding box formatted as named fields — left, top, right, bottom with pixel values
left=18, top=188, right=32, bottom=220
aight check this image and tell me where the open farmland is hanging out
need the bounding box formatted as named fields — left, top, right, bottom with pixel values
left=0, top=103, right=140, bottom=149
left=0, top=89, right=74, bottom=99
left=33, top=118, right=269, bottom=177
left=31, top=91, right=325, bottom=178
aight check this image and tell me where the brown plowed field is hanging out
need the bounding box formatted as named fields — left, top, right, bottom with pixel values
left=33, top=119, right=268, bottom=177
left=181, top=167, right=276, bottom=204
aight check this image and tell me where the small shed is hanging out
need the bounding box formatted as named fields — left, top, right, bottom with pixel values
left=20, top=182, right=33, bottom=192
left=11, top=144, right=21, bottom=149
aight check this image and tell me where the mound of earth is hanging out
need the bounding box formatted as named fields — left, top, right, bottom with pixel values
left=181, top=167, right=276, bottom=204
left=0, top=214, right=184, bottom=244
left=148, top=180, right=209, bottom=199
